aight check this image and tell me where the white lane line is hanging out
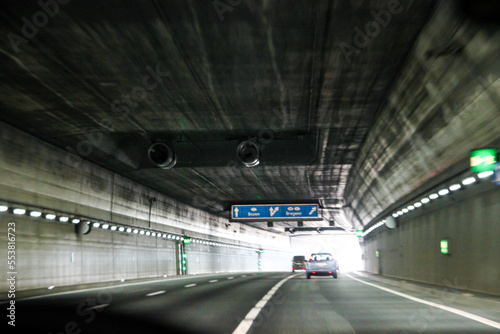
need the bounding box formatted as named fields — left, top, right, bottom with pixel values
left=85, top=303, right=109, bottom=311
left=346, top=273, right=500, bottom=330
left=228, top=277, right=234, bottom=280
left=184, top=284, right=197, bottom=288
left=146, top=290, right=166, bottom=297
left=209, top=280, right=218, bottom=283
left=11, top=274, right=221, bottom=302
left=242, top=275, right=247, bottom=277
left=232, top=274, right=300, bottom=334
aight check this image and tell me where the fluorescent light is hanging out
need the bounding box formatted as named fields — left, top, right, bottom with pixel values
left=14, top=209, right=26, bottom=215
left=133, top=229, right=138, bottom=234
left=402, top=208, right=409, bottom=213
left=429, top=193, right=439, bottom=200
left=59, top=216, right=69, bottom=222
left=92, top=222, right=100, bottom=228
left=110, top=226, right=117, bottom=231
left=157, top=233, right=161, bottom=238
left=407, top=205, right=415, bottom=211
left=167, top=235, right=172, bottom=239
left=45, top=214, right=56, bottom=220
left=118, top=226, right=125, bottom=232
left=48, top=286, right=55, bottom=290
left=102, top=224, right=109, bottom=229
left=162, top=234, right=167, bottom=238
left=0, top=205, right=8, bottom=212
left=414, top=202, right=422, bottom=208
left=71, top=219, right=80, bottom=224
left=438, top=189, right=450, bottom=196
left=30, top=211, right=42, bottom=217
left=145, top=231, right=151, bottom=236
left=449, top=184, right=461, bottom=191
left=397, top=211, right=403, bottom=215
left=126, top=228, right=132, bottom=233
left=151, top=232, right=156, bottom=237
left=13, top=208, right=26, bottom=215
left=462, top=177, right=476, bottom=185
left=421, top=197, right=430, bottom=204
left=478, top=171, right=494, bottom=178
left=139, top=230, right=145, bottom=235
left=392, top=213, right=399, bottom=218
left=176, top=236, right=180, bottom=240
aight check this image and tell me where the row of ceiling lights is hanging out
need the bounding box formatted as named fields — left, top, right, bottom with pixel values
left=362, top=171, right=494, bottom=237
left=0, top=205, right=255, bottom=251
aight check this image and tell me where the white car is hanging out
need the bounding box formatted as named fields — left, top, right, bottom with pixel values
left=306, top=253, right=338, bottom=279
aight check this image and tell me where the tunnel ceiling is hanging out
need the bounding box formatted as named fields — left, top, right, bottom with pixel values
left=0, top=0, right=440, bottom=233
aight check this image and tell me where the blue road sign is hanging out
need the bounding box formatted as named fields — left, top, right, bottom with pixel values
left=230, top=204, right=320, bottom=221
left=494, top=162, right=500, bottom=186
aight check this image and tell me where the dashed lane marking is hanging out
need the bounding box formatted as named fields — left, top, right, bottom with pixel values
left=146, top=290, right=166, bottom=297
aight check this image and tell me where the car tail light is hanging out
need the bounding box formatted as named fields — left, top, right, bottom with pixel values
left=328, top=271, right=332, bottom=274
left=302, top=267, right=306, bottom=270
left=312, top=271, right=316, bottom=274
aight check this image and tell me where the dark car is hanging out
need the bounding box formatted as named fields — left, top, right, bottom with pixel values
left=306, top=253, right=338, bottom=279
left=292, top=255, right=307, bottom=272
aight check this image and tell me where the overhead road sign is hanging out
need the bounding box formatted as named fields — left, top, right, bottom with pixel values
left=230, top=204, right=321, bottom=221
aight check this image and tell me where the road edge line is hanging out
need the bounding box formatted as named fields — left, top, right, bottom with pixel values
left=346, top=273, right=500, bottom=330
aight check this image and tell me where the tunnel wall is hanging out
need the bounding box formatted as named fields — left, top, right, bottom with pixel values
left=362, top=183, right=500, bottom=295
left=0, top=212, right=289, bottom=291
left=344, top=0, right=500, bottom=227
left=0, top=121, right=292, bottom=292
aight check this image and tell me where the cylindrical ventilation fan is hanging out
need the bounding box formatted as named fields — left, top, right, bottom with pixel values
left=148, top=142, right=176, bottom=169
left=237, top=140, right=260, bottom=167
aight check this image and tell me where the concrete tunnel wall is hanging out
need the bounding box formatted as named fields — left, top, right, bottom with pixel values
left=344, top=0, right=500, bottom=227
left=0, top=122, right=292, bottom=292
left=362, top=181, right=500, bottom=296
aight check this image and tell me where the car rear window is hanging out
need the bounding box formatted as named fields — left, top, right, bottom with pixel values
left=310, top=254, right=333, bottom=261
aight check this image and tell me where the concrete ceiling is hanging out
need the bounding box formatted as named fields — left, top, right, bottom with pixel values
left=1, top=1, right=498, bottom=234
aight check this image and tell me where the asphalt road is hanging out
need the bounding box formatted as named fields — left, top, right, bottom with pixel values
left=5, top=272, right=500, bottom=333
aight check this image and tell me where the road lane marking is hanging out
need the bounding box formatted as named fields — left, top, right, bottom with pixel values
left=85, top=304, right=109, bottom=311
left=228, top=277, right=234, bottom=280
left=232, top=273, right=300, bottom=334
left=184, top=284, right=197, bottom=288
left=146, top=290, right=166, bottom=297
left=346, top=273, right=500, bottom=330
left=242, top=275, right=247, bottom=277
left=209, top=280, right=218, bottom=283
left=8, top=274, right=225, bottom=302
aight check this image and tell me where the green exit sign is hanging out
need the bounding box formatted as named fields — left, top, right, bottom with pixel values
left=470, top=149, right=497, bottom=172
left=441, top=239, right=450, bottom=255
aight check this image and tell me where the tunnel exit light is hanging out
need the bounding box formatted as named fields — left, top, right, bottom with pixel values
left=183, top=237, right=191, bottom=244
left=470, top=148, right=497, bottom=172
left=441, top=239, right=450, bottom=255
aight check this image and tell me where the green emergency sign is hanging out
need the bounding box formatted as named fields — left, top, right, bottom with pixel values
left=470, top=149, right=497, bottom=172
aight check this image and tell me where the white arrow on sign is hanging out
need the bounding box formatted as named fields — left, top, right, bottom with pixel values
left=309, top=207, right=317, bottom=215
left=269, top=207, right=278, bottom=216
left=234, top=208, right=239, bottom=218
